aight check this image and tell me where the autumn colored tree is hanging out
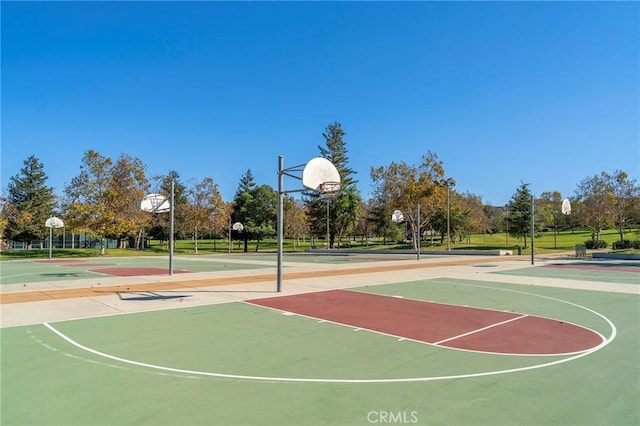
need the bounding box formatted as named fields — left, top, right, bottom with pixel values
left=184, top=177, right=225, bottom=253
left=283, top=195, right=308, bottom=250
left=573, top=171, right=639, bottom=242
left=64, top=150, right=148, bottom=254
left=370, top=151, right=445, bottom=250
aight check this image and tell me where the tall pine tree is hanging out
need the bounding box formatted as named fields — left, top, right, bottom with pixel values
left=4, top=156, right=57, bottom=249
left=306, top=122, right=362, bottom=248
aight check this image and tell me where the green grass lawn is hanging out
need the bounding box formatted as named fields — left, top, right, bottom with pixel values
left=2, top=229, right=638, bottom=261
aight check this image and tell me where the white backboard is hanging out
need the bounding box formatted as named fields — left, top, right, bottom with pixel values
left=141, top=193, right=170, bottom=213
left=392, top=210, right=404, bottom=223
left=45, top=216, right=64, bottom=228
left=302, top=157, right=341, bottom=192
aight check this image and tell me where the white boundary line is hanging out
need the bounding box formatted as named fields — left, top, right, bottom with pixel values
left=42, top=286, right=618, bottom=384
left=433, top=315, right=528, bottom=345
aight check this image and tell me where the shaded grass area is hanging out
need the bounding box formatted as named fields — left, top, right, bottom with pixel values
left=1, top=279, right=637, bottom=426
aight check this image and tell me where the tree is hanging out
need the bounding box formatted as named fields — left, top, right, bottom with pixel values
left=538, top=191, right=566, bottom=248
left=435, top=191, right=488, bottom=244
left=370, top=152, right=445, bottom=250
left=184, top=177, right=225, bottom=253
left=283, top=196, right=308, bottom=251
left=506, top=183, right=539, bottom=248
left=574, top=172, right=616, bottom=242
left=64, top=150, right=147, bottom=255
left=3, top=156, right=57, bottom=249
left=109, top=154, right=149, bottom=249
left=232, top=169, right=256, bottom=252
left=232, top=171, right=277, bottom=252
left=355, top=200, right=383, bottom=245
left=574, top=171, right=640, bottom=243
left=146, top=171, right=188, bottom=245
left=604, top=171, right=638, bottom=242
left=306, top=122, right=362, bottom=248
left=365, top=198, right=403, bottom=245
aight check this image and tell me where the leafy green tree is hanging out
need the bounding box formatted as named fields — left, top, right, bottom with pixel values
left=146, top=171, right=188, bottom=244
left=366, top=198, right=403, bottom=245
left=3, top=156, right=57, bottom=249
left=247, top=184, right=278, bottom=251
left=431, top=191, right=484, bottom=245
left=232, top=170, right=277, bottom=251
left=574, top=172, right=616, bottom=242
left=458, top=192, right=489, bottom=241
left=601, top=171, right=637, bottom=242
left=506, top=183, right=539, bottom=248
left=538, top=191, right=567, bottom=248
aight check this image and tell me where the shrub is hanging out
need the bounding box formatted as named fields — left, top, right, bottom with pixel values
left=584, top=240, right=608, bottom=249
left=611, top=240, right=640, bottom=250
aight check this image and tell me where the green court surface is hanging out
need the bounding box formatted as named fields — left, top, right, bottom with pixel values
left=493, top=262, right=640, bottom=285
left=1, top=279, right=638, bottom=426
left=231, top=252, right=428, bottom=264
left=0, top=257, right=270, bottom=285
left=0, top=253, right=426, bottom=285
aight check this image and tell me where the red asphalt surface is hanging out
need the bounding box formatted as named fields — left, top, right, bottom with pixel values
left=248, top=289, right=603, bottom=355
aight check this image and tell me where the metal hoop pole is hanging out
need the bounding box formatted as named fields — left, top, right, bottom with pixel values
left=169, top=180, right=174, bottom=275
left=417, top=204, right=421, bottom=261
left=277, top=156, right=284, bottom=292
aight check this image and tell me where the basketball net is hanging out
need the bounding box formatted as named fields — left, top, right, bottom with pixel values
left=319, top=181, right=340, bottom=199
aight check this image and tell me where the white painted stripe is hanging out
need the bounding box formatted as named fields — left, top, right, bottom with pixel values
left=43, top=319, right=615, bottom=384
left=40, top=284, right=617, bottom=384
left=281, top=312, right=296, bottom=316
left=433, top=315, right=528, bottom=345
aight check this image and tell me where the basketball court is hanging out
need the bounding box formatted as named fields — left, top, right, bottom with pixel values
left=1, top=252, right=638, bottom=425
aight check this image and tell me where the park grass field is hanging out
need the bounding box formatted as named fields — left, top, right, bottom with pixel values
left=2, top=228, right=638, bottom=261
left=1, top=252, right=638, bottom=425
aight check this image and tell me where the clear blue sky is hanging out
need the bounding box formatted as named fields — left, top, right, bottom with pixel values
left=2, top=1, right=638, bottom=206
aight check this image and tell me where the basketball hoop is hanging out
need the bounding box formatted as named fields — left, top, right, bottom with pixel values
left=391, top=210, right=404, bottom=223
left=141, top=193, right=170, bottom=213
left=319, top=181, right=341, bottom=198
